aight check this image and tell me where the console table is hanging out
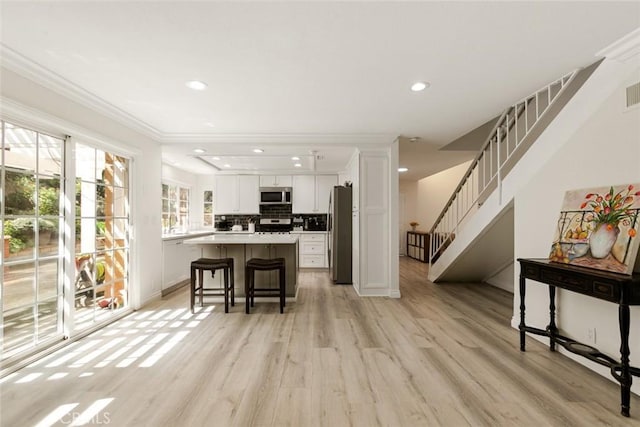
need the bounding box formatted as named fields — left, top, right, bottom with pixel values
left=518, top=258, right=640, bottom=416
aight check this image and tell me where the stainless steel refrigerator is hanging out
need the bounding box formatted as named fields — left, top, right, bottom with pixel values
left=328, top=185, right=352, bottom=284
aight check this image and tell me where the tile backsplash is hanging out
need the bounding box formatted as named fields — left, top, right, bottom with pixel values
left=214, top=212, right=327, bottom=231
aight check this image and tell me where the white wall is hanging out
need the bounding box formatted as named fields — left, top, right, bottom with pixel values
left=1, top=67, right=164, bottom=308
left=485, top=262, right=514, bottom=293
left=416, top=160, right=472, bottom=231
left=514, top=64, right=640, bottom=392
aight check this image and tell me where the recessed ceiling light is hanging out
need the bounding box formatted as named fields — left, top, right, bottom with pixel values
left=204, top=122, right=215, bottom=128
left=291, top=156, right=300, bottom=161
left=398, top=167, right=409, bottom=172
left=253, top=148, right=264, bottom=153
left=186, top=80, right=208, bottom=91
left=174, top=162, right=181, bottom=167
left=410, top=81, right=429, bottom=92
left=409, top=137, right=420, bottom=142
left=211, top=156, right=220, bottom=160
left=193, top=148, right=206, bottom=154
left=223, top=164, right=231, bottom=168
left=294, top=163, right=302, bottom=168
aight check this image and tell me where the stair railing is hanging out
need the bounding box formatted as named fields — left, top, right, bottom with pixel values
left=428, top=69, right=578, bottom=265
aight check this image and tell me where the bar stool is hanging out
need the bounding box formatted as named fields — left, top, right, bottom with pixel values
left=190, top=258, right=234, bottom=313
left=245, top=258, right=286, bottom=314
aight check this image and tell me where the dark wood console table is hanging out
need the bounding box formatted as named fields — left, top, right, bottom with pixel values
left=518, top=258, right=640, bottom=417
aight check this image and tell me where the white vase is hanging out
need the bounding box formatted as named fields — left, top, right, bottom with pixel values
left=589, top=223, right=619, bottom=259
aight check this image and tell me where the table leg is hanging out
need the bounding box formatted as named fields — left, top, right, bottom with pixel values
left=548, top=285, right=557, bottom=352
left=519, top=273, right=526, bottom=351
left=620, top=302, right=631, bottom=417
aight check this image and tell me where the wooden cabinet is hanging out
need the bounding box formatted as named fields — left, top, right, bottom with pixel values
left=215, top=175, right=259, bottom=214
left=259, top=175, right=292, bottom=187
left=292, top=175, right=337, bottom=214
left=298, top=232, right=327, bottom=268
left=199, top=244, right=245, bottom=295
left=407, top=231, right=429, bottom=263
left=244, top=243, right=298, bottom=295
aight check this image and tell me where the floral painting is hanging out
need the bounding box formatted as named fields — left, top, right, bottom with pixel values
left=549, top=184, right=640, bottom=274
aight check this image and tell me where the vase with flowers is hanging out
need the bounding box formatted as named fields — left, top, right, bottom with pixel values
left=582, top=185, right=640, bottom=259
left=409, top=221, right=419, bottom=231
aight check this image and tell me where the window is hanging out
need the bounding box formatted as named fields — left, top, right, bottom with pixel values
left=1, top=122, right=64, bottom=358
left=162, top=183, right=189, bottom=232
left=203, top=190, right=213, bottom=227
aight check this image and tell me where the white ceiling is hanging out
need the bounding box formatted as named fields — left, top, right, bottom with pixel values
left=1, top=2, right=638, bottom=179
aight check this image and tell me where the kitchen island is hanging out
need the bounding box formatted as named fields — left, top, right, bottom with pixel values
left=184, top=234, right=299, bottom=299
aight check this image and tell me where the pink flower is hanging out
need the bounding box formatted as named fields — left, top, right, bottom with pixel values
left=585, top=193, right=594, bottom=199
left=605, top=194, right=612, bottom=201
left=580, top=202, right=588, bottom=209
left=629, top=185, right=634, bottom=191
left=604, top=207, right=611, bottom=214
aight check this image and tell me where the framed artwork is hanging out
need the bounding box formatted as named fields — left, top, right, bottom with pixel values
left=549, top=183, right=640, bottom=275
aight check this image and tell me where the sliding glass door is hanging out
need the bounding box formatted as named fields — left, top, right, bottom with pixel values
left=74, top=144, right=130, bottom=329
left=1, top=122, right=64, bottom=358
left=1, top=120, right=131, bottom=360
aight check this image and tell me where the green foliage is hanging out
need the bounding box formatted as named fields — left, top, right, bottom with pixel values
left=96, top=220, right=106, bottom=236
left=39, top=184, right=60, bottom=215
left=3, top=218, right=58, bottom=253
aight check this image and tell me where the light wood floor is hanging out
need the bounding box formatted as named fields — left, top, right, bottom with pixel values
left=2, top=257, right=639, bottom=426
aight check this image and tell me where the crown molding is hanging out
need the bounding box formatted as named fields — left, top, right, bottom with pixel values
left=596, top=28, right=640, bottom=63
left=1, top=44, right=397, bottom=147
left=0, top=96, right=142, bottom=156
left=156, top=132, right=396, bottom=146
left=1, top=43, right=163, bottom=140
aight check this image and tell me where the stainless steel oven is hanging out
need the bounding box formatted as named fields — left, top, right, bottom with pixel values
left=259, top=187, right=292, bottom=205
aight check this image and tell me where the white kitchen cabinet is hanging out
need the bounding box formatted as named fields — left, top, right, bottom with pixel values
left=259, top=175, right=292, bottom=187
left=237, top=175, right=260, bottom=213
left=162, top=237, right=202, bottom=292
left=292, top=175, right=316, bottom=213
left=292, top=175, right=337, bottom=214
left=215, top=175, right=259, bottom=214
left=298, top=232, right=328, bottom=268
left=315, top=175, right=337, bottom=214
left=346, top=153, right=360, bottom=212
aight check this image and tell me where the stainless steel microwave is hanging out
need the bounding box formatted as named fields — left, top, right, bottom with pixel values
left=259, top=187, right=292, bottom=205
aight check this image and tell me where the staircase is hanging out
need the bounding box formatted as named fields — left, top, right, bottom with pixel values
left=428, top=59, right=603, bottom=282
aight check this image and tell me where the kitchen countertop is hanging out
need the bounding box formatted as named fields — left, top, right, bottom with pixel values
left=291, top=230, right=327, bottom=234
left=161, top=231, right=215, bottom=241
left=184, top=233, right=299, bottom=245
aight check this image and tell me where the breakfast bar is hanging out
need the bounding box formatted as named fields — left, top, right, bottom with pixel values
left=184, top=233, right=299, bottom=298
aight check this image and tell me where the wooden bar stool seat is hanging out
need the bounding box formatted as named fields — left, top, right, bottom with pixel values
left=245, top=258, right=286, bottom=314
left=190, top=257, right=234, bottom=313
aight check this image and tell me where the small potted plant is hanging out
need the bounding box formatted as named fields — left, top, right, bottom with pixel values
left=409, top=221, right=419, bottom=231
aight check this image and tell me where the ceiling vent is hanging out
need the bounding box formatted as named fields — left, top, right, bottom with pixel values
left=626, top=81, right=640, bottom=108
